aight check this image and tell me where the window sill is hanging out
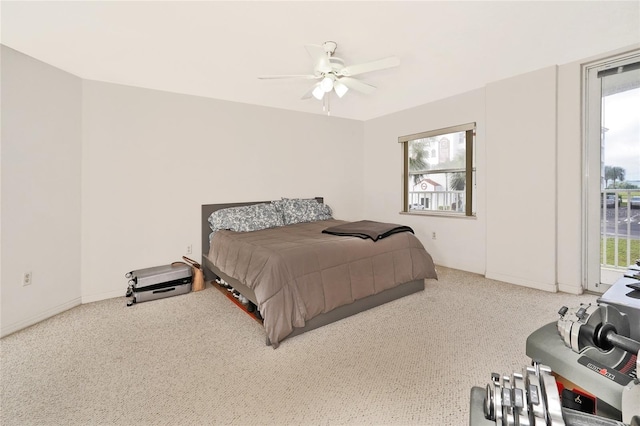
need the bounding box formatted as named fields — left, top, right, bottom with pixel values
left=399, top=211, right=477, bottom=219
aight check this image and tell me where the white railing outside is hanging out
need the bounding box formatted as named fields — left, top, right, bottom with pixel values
left=601, top=189, right=640, bottom=268
left=408, top=190, right=466, bottom=213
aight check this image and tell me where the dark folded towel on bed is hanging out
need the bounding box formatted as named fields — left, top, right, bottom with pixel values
left=322, top=220, right=414, bottom=242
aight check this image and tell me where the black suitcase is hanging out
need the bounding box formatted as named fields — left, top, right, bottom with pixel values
left=125, top=263, right=192, bottom=306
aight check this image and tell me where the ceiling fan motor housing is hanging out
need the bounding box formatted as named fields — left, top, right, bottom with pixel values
left=328, top=57, right=345, bottom=73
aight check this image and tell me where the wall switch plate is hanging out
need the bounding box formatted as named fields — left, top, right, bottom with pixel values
left=432, top=232, right=437, bottom=240
left=186, top=244, right=192, bottom=255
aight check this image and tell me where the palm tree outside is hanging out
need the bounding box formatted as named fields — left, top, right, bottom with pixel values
left=604, top=165, right=626, bottom=188
left=408, top=139, right=429, bottom=184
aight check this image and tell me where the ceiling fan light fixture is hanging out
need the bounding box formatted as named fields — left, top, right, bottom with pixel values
left=320, top=76, right=334, bottom=93
left=312, top=84, right=325, bottom=100
left=334, top=81, right=349, bottom=98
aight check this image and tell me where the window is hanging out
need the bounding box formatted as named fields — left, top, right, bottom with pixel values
left=400, top=123, right=476, bottom=216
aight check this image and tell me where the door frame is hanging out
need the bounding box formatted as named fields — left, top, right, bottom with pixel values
left=583, top=50, right=640, bottom=293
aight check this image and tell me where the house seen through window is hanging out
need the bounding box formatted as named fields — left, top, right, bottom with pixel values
left=400, top=123, right=476, bottom=216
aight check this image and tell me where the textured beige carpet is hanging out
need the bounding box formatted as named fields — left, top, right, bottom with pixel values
left=0, top=267, right=595, bottom=425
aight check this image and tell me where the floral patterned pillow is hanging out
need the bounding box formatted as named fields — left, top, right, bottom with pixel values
left=276, top=198, right=333, bottom=225
left=208, top=203, right=284, bottom=234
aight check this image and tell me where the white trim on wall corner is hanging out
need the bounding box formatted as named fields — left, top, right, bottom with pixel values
left=485, top=272, right=558, bottom=293
left=1, top=297, right=82, bottom=338
left=557, top=283, right=584, bottom=295
left=81, top=289, right=125, bottom=304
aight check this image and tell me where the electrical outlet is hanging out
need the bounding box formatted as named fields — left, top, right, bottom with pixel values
left=432, top=232, right=437, bottom=240
left=23, top=271, right=32, bottom=286
left=186, top=244, right=192, bottom=255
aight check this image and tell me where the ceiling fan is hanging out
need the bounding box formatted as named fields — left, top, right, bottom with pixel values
left=258, top=41, right=400, bottom=114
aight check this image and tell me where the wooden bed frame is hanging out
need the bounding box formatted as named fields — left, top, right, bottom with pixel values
left=201, top=199, right=425, bottom=346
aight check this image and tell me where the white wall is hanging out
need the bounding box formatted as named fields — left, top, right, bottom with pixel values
left=485, top=66, right=558, bottom=292
left=80, top=81, right=364, bottom=302
left=362, top=64, right=575, bottom=293
left=362, top=89, right=487, bottom=274
left=556, top=59, right=586, bottom=294
left=1, top=46, right=83, bottom=336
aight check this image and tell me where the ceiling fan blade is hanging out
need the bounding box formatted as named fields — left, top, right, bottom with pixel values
left=305, top=44, right=331, bottom=73
left=338, top=56, right=400, bottom=77
left=258, top=74, right=318, bottom=80
left=338, top=77, right=377, bottom=95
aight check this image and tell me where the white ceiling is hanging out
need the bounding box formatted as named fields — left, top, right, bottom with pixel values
left=2, top=1, right=639, bottom=120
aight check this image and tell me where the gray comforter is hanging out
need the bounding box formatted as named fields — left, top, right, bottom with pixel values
left=207, top=219, right=437, bottom=347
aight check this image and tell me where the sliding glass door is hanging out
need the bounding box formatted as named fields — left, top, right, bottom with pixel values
left=584, top=51, right=640, bottom=293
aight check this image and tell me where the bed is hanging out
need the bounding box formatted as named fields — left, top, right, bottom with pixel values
left=201, top=198, right=437, bottom=348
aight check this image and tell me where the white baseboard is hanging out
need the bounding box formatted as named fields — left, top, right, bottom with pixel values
left=434, top=261, right=485, bottom=276
left=1, top=297, right=82, bottom=338
left=1, top=290, right=125, bottom=338
left=81, top=289, right=124, bottom=304
left=557, top=283, right=584, bottom=295
left=485, top=271, right=558, bottom=293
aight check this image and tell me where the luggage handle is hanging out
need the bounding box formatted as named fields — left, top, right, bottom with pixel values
left=153, top=287, right=175, bottom=294
left=181, top=256, right=201, bottom=269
